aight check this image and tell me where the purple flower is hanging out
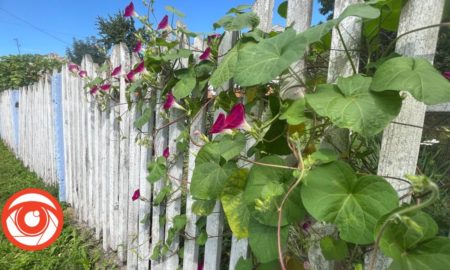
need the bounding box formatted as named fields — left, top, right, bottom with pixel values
left=157, top=15, right=169, bottom=30
left=163, top=92, right=175, bottom=110
left=209, top=103, right=251, bottom=134
left=132, top=189, right=140, bottom=201
left=111, top=65, right=121, bottom=76
left=163, top=92, right=184, bottom=111
left=124, top=2, right=136, bottom=17
left=90, top=85, right=99, bottom=94
left=199, top=47, right=211, bottom=61
left=68, top=63, right=79, bottom=73
left=443, top=71, right=450, bottom=80
left=133, top=61, right=145, bottom=73
left=133, top=41, right=142, bottom=53
left=126, top=70, right=136, bottom=82
left=78, top=70, right=87, bottom=78
left=163, top=147, right=170, bottom=159
left=209, top=113, right=226, bottom=134
left=100, top=84, right=111, bottom=91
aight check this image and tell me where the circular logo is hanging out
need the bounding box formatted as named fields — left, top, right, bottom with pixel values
left=1, top=188, right=64, bottom=251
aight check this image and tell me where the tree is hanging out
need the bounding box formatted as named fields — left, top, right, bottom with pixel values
left=0, top=54, right=62, bottom=91
left=66, top=36, right=107, bottom=65
left=96, top=11, right=138, bottom=51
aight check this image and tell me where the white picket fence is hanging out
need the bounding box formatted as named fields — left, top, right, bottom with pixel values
left=0, top=0, right=447, bottom=270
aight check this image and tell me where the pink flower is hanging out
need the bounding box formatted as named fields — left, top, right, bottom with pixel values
left=100, top=84, right=111, bottom=91
left=124, top=2, right=136, bottom=17
left=157, top=15, right=169, bottom=30
left=163, top=92, right=185, bottom=111
left=199, top=47, right=211, bottom=61
left=126, top=70, right=135, bottom=82
left=133, top=61, right=145, bottom=73
left=443, top=71, right=450, bottom=79
left=132, top=189, right=140, bottom=201
left=68, top=63, right=79, bottom=73
left=163, top=147, right=170, bottom=159
left=209, top=113, right=226, bottom=134
left=111, top=65, right=121, bottom=76
left=90, top=85, right=99, bottom=94
left=78, top=70, right=87, bottom=78
left=133, top=41, right=142, bottom=53
left=209, top=103, right=251, bottom=134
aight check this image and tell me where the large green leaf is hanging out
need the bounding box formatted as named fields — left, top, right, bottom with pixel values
left=280, top=99, right=307, bottom=125
left=320, top=236, right=349, bottom=261
left=234, top=29, right=307, bottom=86
left=210, top=45, right=239, bottom=88
left=244, top=156, right=305, bottom=226
left=190, top=161, right=237, bottom=200
left=191, top=199, right=216, bottom=216
left=221, top=169, right=250, bottom=238
left=248, top=218, right=289, bottom=263
left=388, top=237, right=450, bottom=270
left=378, top=211, right=438, bottom=259
left=147, top=157, right=167, bottom=183
left=301, top=161, right=399, bottom=244
left=306, top=75, right=402, bottom=136
left=216, top=133, right=246, bottom=161
left=371, top=57, right=450, bottom=105
left=214, top=12, right=260, bottom=31
left=173, top=68, right=197, bottom=99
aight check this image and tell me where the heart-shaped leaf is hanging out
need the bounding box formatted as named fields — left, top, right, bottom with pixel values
left=248, top=218, right=289, bottom=263
left=306, top=75, right=402, bottom=136
left=320, top=236, right=349, bottom=260
left=301, top=160, right=399, bottom=244
left=191, top=161, right=237, bottom=200
left=234, top=29, right=307, bottom=86
left=244, top=156, right=305, bottom=226
left=210, top=45, right=239, bottom=88
left=371, top=57, right=450, bottom=105
left=173, top=68, right=196, bottom=99
left=280, top=99, right=307, bottom=125
left=221, top=169, right=250, bottom=238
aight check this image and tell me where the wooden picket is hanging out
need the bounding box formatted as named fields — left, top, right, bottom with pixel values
left=0, top=1, right=448, bottom=269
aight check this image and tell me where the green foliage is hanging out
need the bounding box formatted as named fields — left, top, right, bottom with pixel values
left=248, top=218, right=289, bottom=263
left=306, top=74, right=402, bottom=136
left=66, top=36, right=107, bottom=65
left=0, top=54, right=62, bottom=91
left=301, top=161, right=399, bottom=244
left=319, top=236, right=348, bottom=260
left=147, top=157, right=167, bottom=183
left=371, top=57, right=450, bottom=105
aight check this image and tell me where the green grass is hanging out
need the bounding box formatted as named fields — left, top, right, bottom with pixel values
left=0, top=140, right=117, bottom=270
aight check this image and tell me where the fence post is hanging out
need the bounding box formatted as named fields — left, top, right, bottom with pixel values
left=52, top=71, right=66, bottom=201
left=10, top=90, right=20, bottom=155
left=367, top=0, right=445, bottom=269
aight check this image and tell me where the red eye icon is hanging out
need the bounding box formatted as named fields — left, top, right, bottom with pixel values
left=1, top=188, right=64, bottom=251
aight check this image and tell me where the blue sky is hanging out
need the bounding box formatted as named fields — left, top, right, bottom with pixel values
left=0, top=0, right=326, bottom=57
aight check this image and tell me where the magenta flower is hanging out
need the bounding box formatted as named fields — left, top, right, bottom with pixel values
left=199, top=47, right=211, bottom=61
left=443, top=71, right=450, bottom=79
left=111, top=65, right=121, bottom=76
left=133, top=41, right=142, bottom=53
left=163, top=92, right=185, bottom=111
left=126, top=70, right=136, bottom=82
left=132, top=189, right=140, bottom=201
left=157, top=15, right=169, bottom=30
left=124, top=2, right=136, bottom=17
left=78, top=70, right=87, bottom=78
left=133, top=61, right=145, bottom=73
left=90, top=85, right=99, bottom=94
left=209, top=113, right=226, bottom=134
left=100, top=84, right=111, bottom=91
left=163, top=147, right=170, bottom=159
left=209, top=103, right=251, bottom=134
left=68, top=63, right=79, bottom=73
